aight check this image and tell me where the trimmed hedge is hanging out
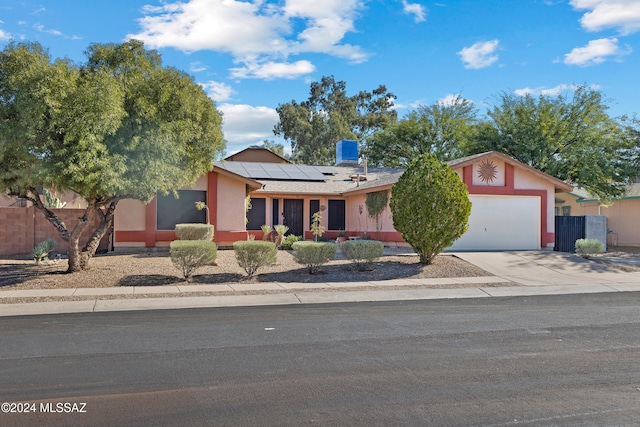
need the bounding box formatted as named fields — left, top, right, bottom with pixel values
left=175, top=223, right=214, bottom=241
left=233, top=240, right=277, bottom=277
left=170, top=240, right=217, bottom=280
left=341, top=240, right=384, bottom=271
left=292, top=241, right=337, bottom=274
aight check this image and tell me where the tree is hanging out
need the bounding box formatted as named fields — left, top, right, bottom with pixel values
left=369, top=95, right=477, bottom=167
left=390, top=153, right=471, bottom=265
left=274, top=75, right=396, bottom=165
left=0, top=40, right=224, bottom=272
left=467, top=86, right=631, bottom=199
left=261, top=139, right=286, bottom=158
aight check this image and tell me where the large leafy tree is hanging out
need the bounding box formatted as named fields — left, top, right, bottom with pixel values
left=368, top=95, right=477, bottom=167
left=274, top=75, right=396, bottom=164
left=390, top=153, right=471, bottom=265
left=467, top=86, right=631, bottom=199
left=0, top=40, right=224, bottom=272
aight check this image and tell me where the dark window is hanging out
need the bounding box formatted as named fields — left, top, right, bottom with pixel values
left=328, top=199, right=345, bottom=230
left=157, top=190, right=206, bottom=230
left=554, top=207, right=559, bottom=216
left=562, top=206, right=571, bottom=216
left=309, top=199, right=320, bottom=229
left=247, top=198, right=266, bottom=230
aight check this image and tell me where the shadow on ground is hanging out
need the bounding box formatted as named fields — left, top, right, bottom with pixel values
left=117, top=275, right=183, bottom=287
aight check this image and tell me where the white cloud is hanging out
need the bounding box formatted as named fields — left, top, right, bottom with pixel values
left=230, top=59, right=315, bottom=80
left=201, top=81, right=235, bottom=102
left=571, top=0, right=640, bottom=35
left=189, top=61, right=207, bottom=73
left=563, top=37, right=632, bottom=66
left=218, top=103, right=280, bottom=152
left=514, top=84, right=601, bottom=97
left=128, top=0, right=368, bottom=80
left=437, top=94, right=473, bottom=106
left=34, top=23, right=62, bottom=36
left=0, top=29, right=11, bottom=41
left=402, top=1, right=427, bottom=23
left=457, top=40, right=499, bottom=69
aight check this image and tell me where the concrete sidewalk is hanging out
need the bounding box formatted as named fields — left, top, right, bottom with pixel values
left=2, top=250, right=640, bottom=317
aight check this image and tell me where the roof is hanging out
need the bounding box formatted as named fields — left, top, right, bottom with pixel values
left=214, top=161, right=402, bottom=196
left=569, top=182, right=640, bottom=202
left=448, top=151, right=574, bottom=193
left=223, top=146, right=291, bottom=164
left=215, top=151, right=574, bottom=196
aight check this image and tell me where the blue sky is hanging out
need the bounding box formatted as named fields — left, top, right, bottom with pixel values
left=1, top=0, right=639, bottom=155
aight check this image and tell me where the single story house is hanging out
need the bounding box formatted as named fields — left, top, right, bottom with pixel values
left=114, top=145, right=573, bottom=251
left=556, top=184, right=640, bottom=247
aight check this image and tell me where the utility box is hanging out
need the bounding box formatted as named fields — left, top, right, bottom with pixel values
left=336, top=140, right=358, bottom=165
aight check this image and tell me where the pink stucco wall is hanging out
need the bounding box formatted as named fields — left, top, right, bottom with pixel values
left=559, top=193, right=640, bottom=247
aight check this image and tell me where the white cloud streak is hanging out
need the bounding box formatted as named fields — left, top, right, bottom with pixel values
left=563, top=37, right=632, bottom=66
left=230, top=59, right=315, bottom=80
left=402, top=1, right=427, bottom=23
left=457, top=40, right=499, bottom=69
left=571, top=0, right=640, bottom=35
left=514, top=84, right=601, bottom=97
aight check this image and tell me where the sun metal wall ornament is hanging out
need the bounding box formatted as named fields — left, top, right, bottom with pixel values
left=477, top=159, right=498, bottom=183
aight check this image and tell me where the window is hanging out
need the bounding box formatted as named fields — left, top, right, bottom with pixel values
left=309, top=200, right=320, bottom=229
left=246, top=198, right=266, bottom=230
left=562, top=206, right=571, bottom=216
left=328, top=199, right=345, bottom=230
left=157, top=190, right=206, bottom=230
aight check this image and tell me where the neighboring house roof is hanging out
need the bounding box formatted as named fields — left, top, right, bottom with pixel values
left=215, top=151, right=573, bottom=196
left=223, top=146, right=291, bottom=164
left=569, top=182, right=640, bottom=202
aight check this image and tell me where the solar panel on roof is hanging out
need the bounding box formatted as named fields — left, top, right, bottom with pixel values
left=216, top=161, right=328, bottom=181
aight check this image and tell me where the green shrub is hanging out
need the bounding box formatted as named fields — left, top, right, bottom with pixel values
left=233, top=240, right=277, bottom=277
left=260, top=224, right=272, bottom=241
left=32, top=237, right=56, bottom=264
left=341, top=240, right=384, bottom=271
left=175, top=223, right=214, bottom=241
left=170, top=240, right=217, bottom=280
left=390, top=153, right=471, bottom=265
left=292, top=241, right=337, bottom=274
left=575, top=238, right=605, bottom=258
left=273, top=224, right=289, bottom=247
left=281, top=234, right=302, bottom=250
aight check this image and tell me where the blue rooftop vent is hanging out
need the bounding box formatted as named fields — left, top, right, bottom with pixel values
left=336, top=140, right=358, bottom=165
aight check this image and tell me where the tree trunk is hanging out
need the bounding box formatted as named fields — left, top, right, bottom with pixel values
left=66, top=201, right=119, bottom=273
left=26, top=188, right=119, bottom=273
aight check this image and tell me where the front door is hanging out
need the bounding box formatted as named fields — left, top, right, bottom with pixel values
left=283, top=199, right=304, bottom=236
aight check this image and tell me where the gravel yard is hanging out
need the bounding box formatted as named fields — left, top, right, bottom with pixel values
left=0, top=248, right=491, bottom=290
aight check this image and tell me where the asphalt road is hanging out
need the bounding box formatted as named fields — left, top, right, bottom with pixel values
left=1, top=293, right=640, bottom=426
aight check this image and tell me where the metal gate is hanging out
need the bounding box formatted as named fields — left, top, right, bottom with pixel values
left=554, top=216, right=585, bottom=252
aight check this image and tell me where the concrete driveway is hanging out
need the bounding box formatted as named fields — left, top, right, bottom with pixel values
left=454, top=251, right=640, bottom=289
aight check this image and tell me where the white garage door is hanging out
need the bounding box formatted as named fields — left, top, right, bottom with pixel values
left=448, top=195, right=540, bottom=251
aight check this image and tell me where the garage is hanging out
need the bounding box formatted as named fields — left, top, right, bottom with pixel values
left=448, top=195, right=540, bottom=251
